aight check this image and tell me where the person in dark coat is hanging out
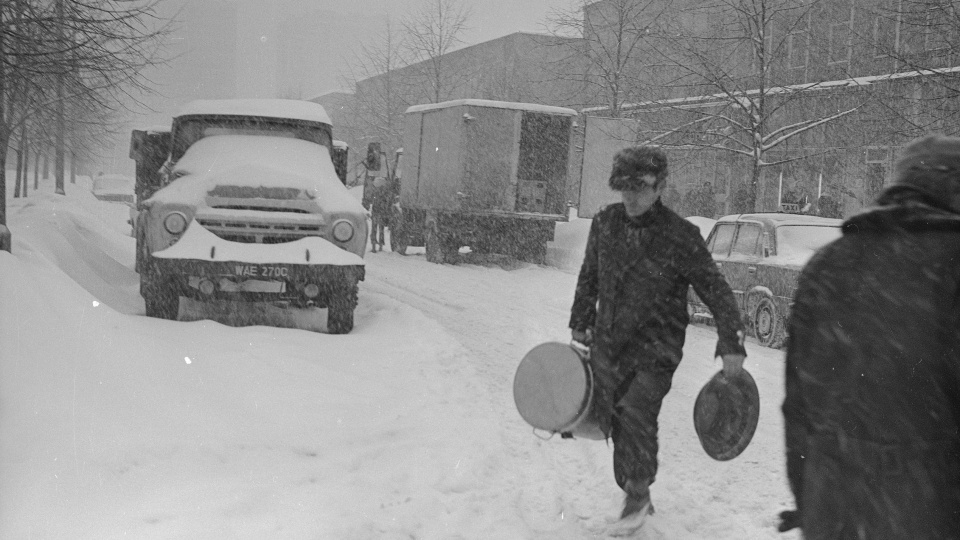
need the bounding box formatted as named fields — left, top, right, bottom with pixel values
left=570, top=146, right=747, bottom=536
left=781, top=134, right=960, bottom=539
left=363, top=177, right=393, bottom=252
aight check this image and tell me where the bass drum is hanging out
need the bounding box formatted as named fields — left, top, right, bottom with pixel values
left=513, top=342, right=605, bottom=440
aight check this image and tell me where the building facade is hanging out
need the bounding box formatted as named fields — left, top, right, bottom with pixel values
left=583, top=0, right=960, bottom=218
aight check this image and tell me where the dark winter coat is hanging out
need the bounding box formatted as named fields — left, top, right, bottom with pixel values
left=569, top=200, right=745, bottom=372
left=783, top=200, right=960, bottom=539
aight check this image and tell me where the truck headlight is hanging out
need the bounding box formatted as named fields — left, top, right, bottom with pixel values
left=332, top=219, right=354, bottom=242
left=164, top=211, right=188, bottom=235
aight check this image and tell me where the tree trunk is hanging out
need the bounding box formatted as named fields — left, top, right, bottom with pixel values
left=747, top=159, right=761, bottom=213
left=33, top=149, right=40, bottom=190
left=55, top=0, right=66, bottom=195
left=21, top=139, right=29, bottom=197
left=14, top=136, right=24, bottom=198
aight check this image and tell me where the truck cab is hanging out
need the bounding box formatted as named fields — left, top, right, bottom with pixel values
left=130, top=99, right=368, bottom=333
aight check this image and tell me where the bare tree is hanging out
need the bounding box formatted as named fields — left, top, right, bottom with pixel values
left=626, top=0, right=863, bottom=212
left=400, top=0, right=472, bottom=104
left=0, top=0, right=170, bottom=249
left=343, top=18, right=410, bottom=156
left=853, top=0, right=960, bottom=139
left=545, top=0, right=672, bottom=117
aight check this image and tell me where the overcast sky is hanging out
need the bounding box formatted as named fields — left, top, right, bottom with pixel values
left=263, top=0, right=569, bottom=43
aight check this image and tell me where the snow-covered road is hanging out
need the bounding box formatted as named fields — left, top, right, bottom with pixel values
left=0, top=177, right=800, bottom=539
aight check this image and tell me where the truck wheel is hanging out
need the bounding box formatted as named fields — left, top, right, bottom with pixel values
left=142, top=274, right=179, bottom=320
left=753, top=297, right=785, bottom=348
left=424, top=216, right=446, bottom=264
left=327, top=283, right=358, bottom=334
left=517, top=239, right=547, bottom=264
left=389, top=227, right=408, bottom=255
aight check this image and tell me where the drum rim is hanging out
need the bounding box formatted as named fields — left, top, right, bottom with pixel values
left=513, top=342, right=593, bottom=433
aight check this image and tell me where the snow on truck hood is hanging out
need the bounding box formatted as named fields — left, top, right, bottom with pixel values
left=154, top=220, right=364, bottom=266
left=149, top=135, right=365, bottom=215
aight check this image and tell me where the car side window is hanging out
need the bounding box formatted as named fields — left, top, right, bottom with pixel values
left=709, top=223, right=736, bottom=256
left=731, top=224, right=762, bottom=256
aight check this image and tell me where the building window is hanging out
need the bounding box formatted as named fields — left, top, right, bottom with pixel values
left=865, top=146, right=891, bottom=196
left=751, top=21, right=774, bottom=74
left=828, top=23, right=852, bottom=64
left=828, top=2, right=854, bottom=64
left=873, top=1, right=897, bottom=58
left=787, top=14, right=810, bottom=69
left=924, top=2, right=951, bottom=52
left=895, top=0, right=950, bottom=55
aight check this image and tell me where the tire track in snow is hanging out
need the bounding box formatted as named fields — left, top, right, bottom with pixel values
left=363, top=254, right=618, bottom=537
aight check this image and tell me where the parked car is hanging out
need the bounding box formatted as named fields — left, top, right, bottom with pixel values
left=92, top=174, right=135, bottom=204
left=689, top=213, right=843, bottom=348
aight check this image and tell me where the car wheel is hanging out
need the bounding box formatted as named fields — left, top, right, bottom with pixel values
left=327, top=282, right=358, bottom=334
left=753, top=296, right=785, bottom=349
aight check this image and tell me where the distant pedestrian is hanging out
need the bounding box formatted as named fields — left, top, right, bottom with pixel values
left=570, top=146, right=747, bottom=536
left=363, top=177, right=392, bottom=253
left=781, top=134, right=960, bottom=539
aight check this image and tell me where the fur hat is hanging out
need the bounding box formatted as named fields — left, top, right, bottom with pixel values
left=609, top=146, right=668, bottom=191
left=880, top=134, right=960, bottom=213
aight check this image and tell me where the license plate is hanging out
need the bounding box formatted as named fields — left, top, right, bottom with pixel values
left=219, top=279, right=285, bottom=293
left=234, top=264, right=290, bottom=279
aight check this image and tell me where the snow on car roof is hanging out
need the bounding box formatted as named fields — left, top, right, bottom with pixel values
left=406, top=99, right=578, bottom=116
left=175, top=99, right=332, bottom=125
left=717, top=212, right=842, bottom=227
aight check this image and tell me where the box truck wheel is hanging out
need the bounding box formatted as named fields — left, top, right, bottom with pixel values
left=424, top=213, right=457, bottom=264
left=389, top=224, right=408, bottom=255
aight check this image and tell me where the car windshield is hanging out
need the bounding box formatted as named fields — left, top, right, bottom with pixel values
left=776, top=225, right=842, bottom=262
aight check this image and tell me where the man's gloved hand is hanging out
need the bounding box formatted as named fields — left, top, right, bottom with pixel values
left=571, top=328, right=592, bottom=346
left=777, top=509, right=800, bottom=532
left=720, top=353, right=746, bottom=376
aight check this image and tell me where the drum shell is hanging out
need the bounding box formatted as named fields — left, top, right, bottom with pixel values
left=513, top=342, right=605, bottom=440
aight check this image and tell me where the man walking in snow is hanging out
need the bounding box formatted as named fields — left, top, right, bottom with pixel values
left=570, top=146, right=747, bottom=536
left=781, top=134, right=960, bottom=539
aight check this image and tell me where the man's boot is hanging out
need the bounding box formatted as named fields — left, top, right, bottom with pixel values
left=607, top=479, right=654, bottom=537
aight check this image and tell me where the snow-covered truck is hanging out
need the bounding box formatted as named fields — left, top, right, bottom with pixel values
left=390, top=99, right=577, bottom=264
left=129, top=99, right=368, bottom=334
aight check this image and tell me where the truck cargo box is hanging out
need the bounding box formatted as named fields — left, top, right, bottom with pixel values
left=400, top=99, right=577, bottom=219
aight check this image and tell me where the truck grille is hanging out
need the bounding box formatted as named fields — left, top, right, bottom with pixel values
left=195, top=210, right=324, bottom=244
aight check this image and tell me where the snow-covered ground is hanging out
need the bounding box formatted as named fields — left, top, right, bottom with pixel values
left=1, top=175, right=800, bottom=539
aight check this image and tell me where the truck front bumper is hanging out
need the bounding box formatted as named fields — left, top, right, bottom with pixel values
left=150, top=222, right=365, bottom=308
left=154, top=257, right=364, bottom=308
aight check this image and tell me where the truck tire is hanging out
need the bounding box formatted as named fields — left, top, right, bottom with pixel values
left=141, top=271, right=179, bottom=320
left=516, top=238, right=547, bottom=264
left=389, top=226, right=408, bottom=255
left=753, top=296, right=785, bottom=348
left=389, top=206, right=408, bottom=255
left=327, top=282, right=358, bottom=334
left=425, top=214, right=457, bottom=264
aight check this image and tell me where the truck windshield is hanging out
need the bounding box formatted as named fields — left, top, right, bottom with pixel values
left=173, top=117, right=332, bottom=159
